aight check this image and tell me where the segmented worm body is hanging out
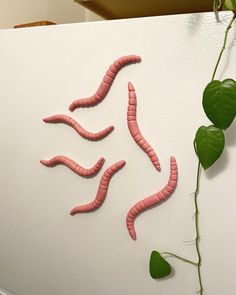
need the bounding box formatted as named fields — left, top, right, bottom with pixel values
left=70, top=160, right=126, bottom=215
left=40, top=156, right=105, bottom=178
left=43, top=114, right=114, bottom=141
left=69, top=55, right=141, bottom=111
left=126, top=156, right=178, bottom=240
left=127, top=82, right=161, bottom=171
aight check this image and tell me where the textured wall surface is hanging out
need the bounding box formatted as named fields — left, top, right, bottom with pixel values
left=0, top=12, right=235, bottom=295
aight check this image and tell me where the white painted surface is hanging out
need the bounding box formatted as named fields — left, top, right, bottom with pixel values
left=0, top=12, right=236, bottom=295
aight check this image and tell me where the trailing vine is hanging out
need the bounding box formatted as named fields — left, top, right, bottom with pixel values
left=149, top=2, right=236, bottom=294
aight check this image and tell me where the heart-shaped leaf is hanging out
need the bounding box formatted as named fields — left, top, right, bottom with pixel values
left=194, top=125, right=225, bottom=169
left=149, top=251, right=171, bottom=279
left=203, top=79, right=236, bottom=130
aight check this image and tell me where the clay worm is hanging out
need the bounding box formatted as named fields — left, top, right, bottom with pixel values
left=127, top=81, right=161, bottom=171
left=126, top=156, right=178, bottom=240
left=70, top=160, right=126, bottom=215
left=69, top=55, right=141, bottom=111
left=40, top=156, right=105, bottom=178
left=43, top=114, right=114, bottom=141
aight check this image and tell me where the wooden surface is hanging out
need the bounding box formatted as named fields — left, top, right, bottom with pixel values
left=14, top=21, right=56, bottom=29
left=75, top=0, right=213, bottom=19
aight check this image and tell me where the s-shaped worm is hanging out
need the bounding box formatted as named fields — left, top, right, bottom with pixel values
left=127, top=82, right=161, bottom=171
left=40, top=156, right=105, bottom=178
left=126, top=156, right=178, bottom=240
left=43, top=114, right=114, bottom=141
left=70, top=160, right=126, bottom=215
left=69, top=55, right=141, bottom=111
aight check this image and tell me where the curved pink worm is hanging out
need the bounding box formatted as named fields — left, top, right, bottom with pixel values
left=70, top=160, right=126, bottom=215
left=69, top=55, right=141, bottom=111
left=43, top=114, right=114, bottom=141
left=40, top=156, right=105, bottom=178
left=126, top=156, right=178, bottom=240
left=127, top=82, right=161, bottom=171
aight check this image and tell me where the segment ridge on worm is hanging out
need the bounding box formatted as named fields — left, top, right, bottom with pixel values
left=43, top=114, right=114, bottom=141
left=127, top=81, right=161, bottom=171
left=69, top=55, right=141, bottom=111
left=126, top=156, right=178, bottom=240
left=40, top=156, right=105, bottom=178
left=70, top=160, right=126, bottom=215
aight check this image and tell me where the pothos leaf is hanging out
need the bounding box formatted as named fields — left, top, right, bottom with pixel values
left=203, top=79, right=236, bottom=130
left=194, top=125, right=225, bottom=169
left=222, top=0, right=236, bottom=10
left=149, top=251, right=171, bottom=279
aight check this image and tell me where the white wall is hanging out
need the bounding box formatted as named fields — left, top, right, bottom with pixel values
left=0, top=0, right=47, bottom=29
left=0, top=12, right=235, bottom=295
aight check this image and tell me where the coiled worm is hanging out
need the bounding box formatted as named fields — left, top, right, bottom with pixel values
left=40, top=156, right=105, bottom=178
left=126, top=156, right=178, bottom=240
left=70, top=160, right=126, bottom=215
left=43, top=114, right=114, bottom=141
left=69, top=55, right=141, bottom=111
left=127, top=82, right=161, bottom=171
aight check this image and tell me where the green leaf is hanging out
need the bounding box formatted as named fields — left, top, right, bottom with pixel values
left=203, top=79, right=236, bottom=130
left=194, top=125, right=225, bottom=169
left=222, top=0, right=236, bottom=10
left=149, top=251, right=171, bottom=279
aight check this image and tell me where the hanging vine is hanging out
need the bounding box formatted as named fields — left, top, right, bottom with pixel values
left=149, top=2, right=236, bottom=294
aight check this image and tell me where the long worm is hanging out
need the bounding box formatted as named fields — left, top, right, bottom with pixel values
left=127, top=82, right=161, bottom=171
left=43, top=114, right=114, bottom=141
left=70, top=160, right=126, bottom=215
left=126, top=156, right=178, bottom=240
left=40, top=156, right=105, bottom=178
left=69, top=55, right=141, bottom=111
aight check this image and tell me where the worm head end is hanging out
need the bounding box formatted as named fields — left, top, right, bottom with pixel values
left=99, top=157, right=106, bottom=164
left=156, top=165, right=161, bottom=172
left=136, top=55, right=142, bottom=62
left=128, top=82, right=135, bottom=91
left=129, top=230, right=136, bottom=241
left=170, top=156, right=176, bottom=163
left=69, top=103, right=75, bottom=112
left=70, top=208, right=77, bottom=216
left=43, top=117, right=50, bottom=123
left=117, top=160, right=126, bottom=169
left=108, top=125, right=115, bottom=132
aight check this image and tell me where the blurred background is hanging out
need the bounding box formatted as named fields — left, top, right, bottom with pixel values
left=0, top=0, right=214, bottom=29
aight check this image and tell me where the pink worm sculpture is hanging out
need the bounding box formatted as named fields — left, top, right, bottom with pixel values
left=69, top=55, right=141, bottom=111
left=70, top=160, right=126, bottom=215
left=40, top=156, right=105, bottom=178
left=43, top=114, right=114, bottom=141
left=127, top=82, right=161, bottom=171
left=126, top=156, right=178, bottom=240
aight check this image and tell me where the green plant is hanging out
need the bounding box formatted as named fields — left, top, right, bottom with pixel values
left=149, top=3, right=236, bottom=295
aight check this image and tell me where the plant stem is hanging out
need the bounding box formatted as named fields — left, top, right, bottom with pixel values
left=211, top=12, right=236, bottom=81
left=161, top=252, right=198, bottom=266
left=194, top=13, right=236, bottom=295
left=194, top=160, right=203, bottom=294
